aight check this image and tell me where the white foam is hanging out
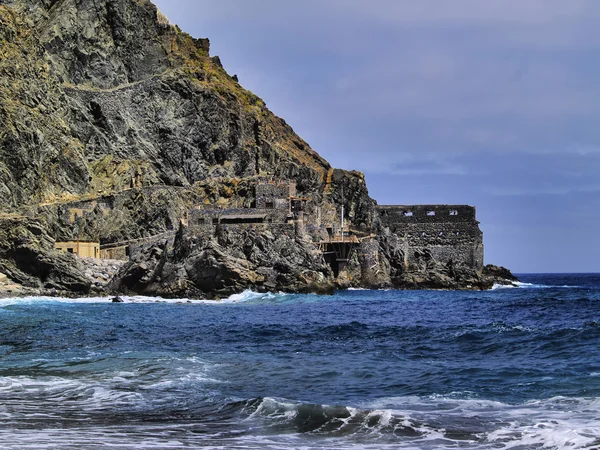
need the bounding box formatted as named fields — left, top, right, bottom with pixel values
left=0, top=290, right=292, bottom=307
left=0, top=394, right=598, bottom=448
left=491, top=281, right=582, bottom=291
left=361, top=395, right=600, bottom=449
left=0, top=375, right=143, bottom=410
left=514, top=281, right=535, bottom=287
left=490, top=281, right=551, bottom=290
left=217, top=290, right=284, bottom=304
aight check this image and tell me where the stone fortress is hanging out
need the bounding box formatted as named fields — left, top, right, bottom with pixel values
left=52, top=177, right=484, bottom=278
left=376, top=205, right=484, bottom=272
left=185, top=180, right=485, bottom=277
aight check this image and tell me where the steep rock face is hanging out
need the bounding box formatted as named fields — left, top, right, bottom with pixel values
left=0, top=0, right=337, bottom=213
left=0, top=5, right=89, bottom=209
left=0, top=215, right=90, bottom=293
left=110, top=225, right=334, bottom=299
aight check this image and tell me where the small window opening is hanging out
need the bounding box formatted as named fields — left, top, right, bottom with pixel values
left=197, top=218, right=205, bottom=225
left=450, top=210, right=458, bottom=216
left=67, top=248, right=74, bottom=254
left=427, top=211, right=436, bottom=216
left=403, top=211, right=413, bottom=217
left=212, top=218, right=219, bottom=225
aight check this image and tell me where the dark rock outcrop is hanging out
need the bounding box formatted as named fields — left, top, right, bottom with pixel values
left=110, top=225, right=334, bottom=299
left=0, top=216, right=90, bottom=293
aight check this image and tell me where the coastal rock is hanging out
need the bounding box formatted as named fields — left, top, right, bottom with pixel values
left=482, top=264, right=519, bottom=283
left=0, top=216, right=90, bottom=293
left=110, top=226, right=334, bottom=299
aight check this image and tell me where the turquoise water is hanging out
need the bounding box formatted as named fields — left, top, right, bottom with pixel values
left=0, top=274, right=598, bottom=448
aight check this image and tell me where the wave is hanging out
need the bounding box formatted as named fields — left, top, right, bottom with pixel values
left=491, top=281, right=543, bottom=290
left=0, top=371, right=598, bottom=448
left=0, top=290, right=293, bottom=307
left=490, top=281, right=581, bottom=290
left=238, top=395, right=600, bottom=448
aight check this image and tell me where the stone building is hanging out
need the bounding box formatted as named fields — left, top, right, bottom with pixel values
left=255, top=180, right=296, bottom=210
left=55, top=241, right=100, bottom=259
left=377, top=205, right=484, bottom=271
left=188, top=180, right=306, bottom=236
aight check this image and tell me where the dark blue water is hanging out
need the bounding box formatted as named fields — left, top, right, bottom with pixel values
left=0, top=274, right=599, bottom=448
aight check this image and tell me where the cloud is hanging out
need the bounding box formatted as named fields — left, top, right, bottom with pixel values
left=352, top=152, right=468, bottom=176
left=336, top=0, right=594, bottom=24
left=485, top=184, right=600, bottom=196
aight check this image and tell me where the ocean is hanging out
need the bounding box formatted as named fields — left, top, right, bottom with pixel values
left=0, top=274, right=598, bottom=449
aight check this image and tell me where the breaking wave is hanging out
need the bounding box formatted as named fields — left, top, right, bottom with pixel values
left=237, top=395, right=600, bottom=449
left=0, top=290, right=292, bottom=307
left=1, top=378, right=598, bottom=449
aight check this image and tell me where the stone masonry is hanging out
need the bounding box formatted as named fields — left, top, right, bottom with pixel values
left=376, top=205, right=484, bottom=272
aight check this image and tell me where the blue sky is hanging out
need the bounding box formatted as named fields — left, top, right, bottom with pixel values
left=153, top=0, right=600, bottom=273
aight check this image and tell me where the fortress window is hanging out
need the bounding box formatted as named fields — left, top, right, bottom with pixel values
left=265, top=201, right=274, bottom=210
left=67, top=248, right=74, bottom=254
left=212, top=218, right=219, bottom=225
left=427, top=211, right=436, bottom=216
left=439, top=232, right=444, bottom=236
left=450, top=210, right=458, bottom=216
left=403, top=211, right=413, bottom=217
left=196, top=218, right=205, bottom=225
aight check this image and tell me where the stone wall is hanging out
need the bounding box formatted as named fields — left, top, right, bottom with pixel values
left=100, top=246, right=128, bottom=261
left=187, top=222, right=295, bottom=240
left=255, top=181, right=295, bottom=210
left=377, top=205, right=484, bottom=271
left=189, top=207, right=291, bottom=227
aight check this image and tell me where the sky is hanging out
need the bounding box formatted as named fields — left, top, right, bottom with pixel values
left=153, top=0, right=600, bottom=273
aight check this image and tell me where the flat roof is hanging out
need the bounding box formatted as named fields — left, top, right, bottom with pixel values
left=219, top=214, right=266, bottom=220
left=376, top=204, right=474, bottom=209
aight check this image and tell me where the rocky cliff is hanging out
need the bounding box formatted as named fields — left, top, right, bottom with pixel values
left=0, top=0, right=516, bottom=297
